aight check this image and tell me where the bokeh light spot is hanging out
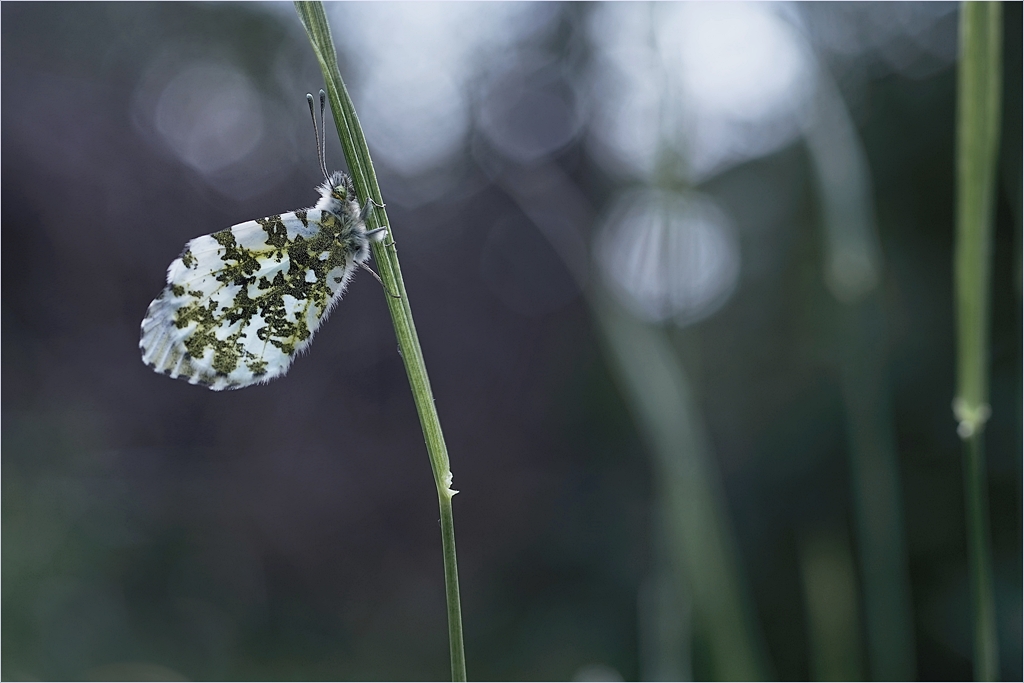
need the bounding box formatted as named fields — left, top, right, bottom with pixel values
left=596, top=189, right=740, bottom=326
left=153, top=63, right=265, bottom=176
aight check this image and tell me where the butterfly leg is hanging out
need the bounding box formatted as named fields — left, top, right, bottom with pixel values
left=365, top=226, right=389, bottom=242
left=358, top=195, right=387, bottom=223
left=358, top=261, right=401, bottom=299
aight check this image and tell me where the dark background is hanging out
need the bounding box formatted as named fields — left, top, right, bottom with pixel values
left=2, top=3, right=1020, bottom=681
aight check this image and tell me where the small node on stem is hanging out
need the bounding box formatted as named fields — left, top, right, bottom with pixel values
left=953, top=397, right=992, bottom=439
left=442, top=470, right=458, bottom=498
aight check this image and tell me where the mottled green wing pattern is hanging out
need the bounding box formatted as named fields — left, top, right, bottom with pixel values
left=140, top=209, right=362, bottom=390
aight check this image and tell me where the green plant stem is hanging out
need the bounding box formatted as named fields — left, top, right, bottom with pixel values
left=806, top=65, right=916, bottom=680
left=592, top=289, right=768, bottom=681
left=439, top=494, right=466, bottom=681
left=955, top=2, right=1002, bottom=680
left=294, top=3, right=466, bottom=680
left=491, top=160, right=769, bottom=680
left=964, top=432, right=998, bottom=681
left=836, top=300, right=915, bottom=681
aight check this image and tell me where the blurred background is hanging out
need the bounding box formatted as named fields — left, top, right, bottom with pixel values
left=2, top=2, right=1020, bottom=681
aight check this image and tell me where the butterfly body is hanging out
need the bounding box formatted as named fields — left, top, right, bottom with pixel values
left=140, top=171, right=383, bottom=390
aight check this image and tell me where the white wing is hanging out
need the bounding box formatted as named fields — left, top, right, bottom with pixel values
left=140, top=209, right=362, bottom=390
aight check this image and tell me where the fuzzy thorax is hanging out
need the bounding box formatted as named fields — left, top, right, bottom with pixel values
left=314, top=171, right=387, bottom=254
left=315, top=171, right=360, bottom=217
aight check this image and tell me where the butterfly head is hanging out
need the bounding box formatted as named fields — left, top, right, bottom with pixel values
left=315, top=171, right=359, bottom=217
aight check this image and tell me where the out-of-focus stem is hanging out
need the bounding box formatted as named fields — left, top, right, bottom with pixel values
left=955, top=4, right=1002, bottom=680
left=593, top=290, right=769, bottom=681
left=799, top=529, right=864, bottom=681
left=835, top=300, right=915, bottom=680
left=491, top=153, right=769, bottom=683
left=638, top=509, right=692, bottom=681
left=963, top=432, right=998, bottom=681
left=805, top=63, right=915, bottom=680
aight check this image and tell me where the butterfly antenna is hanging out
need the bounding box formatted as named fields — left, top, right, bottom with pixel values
left=318, top=90, right=329, bottom=179
left=306, top=91, right=330, bottom=181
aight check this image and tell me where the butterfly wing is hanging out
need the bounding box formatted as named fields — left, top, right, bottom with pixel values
left=140, top=209, right=360, bottom=390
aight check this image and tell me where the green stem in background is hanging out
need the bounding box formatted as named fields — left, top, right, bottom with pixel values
left=638, top=507, right=692, bottom=680
left=835, top=300, right=915, bottom=680
left=294, top=3, right=466, bottom=680
left=954, top=2, right=1002, bottom=681
left=805, top=67, right=916, bottom=681
left=492, top=159, right=769, bottom=681
left=593, top=290, right=769, bottom=682
left=798, top=530, right=863, bottom=681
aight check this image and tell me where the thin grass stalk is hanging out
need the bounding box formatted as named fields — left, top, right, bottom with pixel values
left=592, top=290, right=769, bottom=681
left=489, top=158, right=769, bottom=679
left=835, top=302, right=915, bottom=680
left=293, top=3, right=466, bottom=680
left=954, top=3, right=1002, bottom=680
left=638, top=508, right=691, bottom=680
left=805, top=67, right=916, bottom=680
left=798, top=530, right=864, bottom=681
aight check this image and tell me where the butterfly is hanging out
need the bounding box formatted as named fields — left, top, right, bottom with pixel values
left=139, top=91, right=387, bottom=391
